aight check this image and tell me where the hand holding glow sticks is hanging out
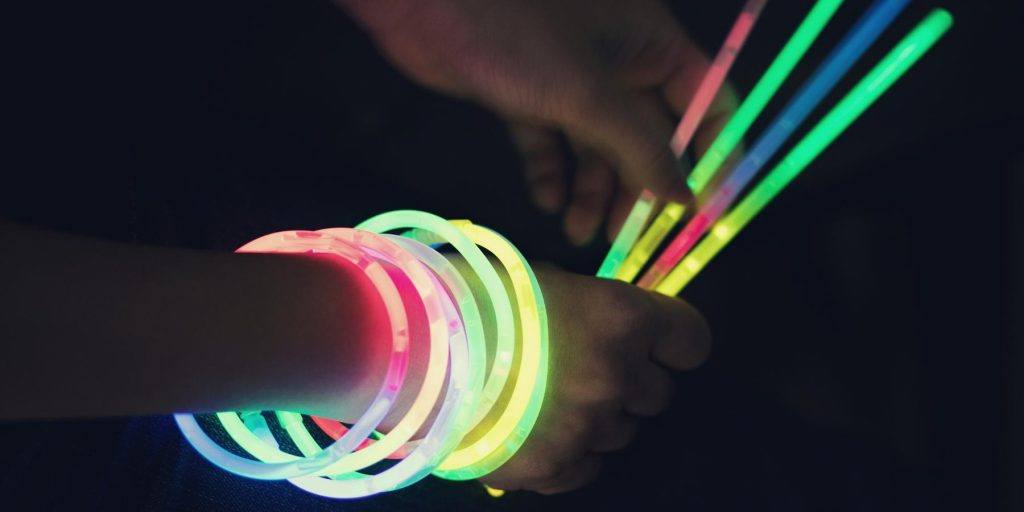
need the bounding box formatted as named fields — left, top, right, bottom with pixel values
left=597, top=0, right=767, bottom=279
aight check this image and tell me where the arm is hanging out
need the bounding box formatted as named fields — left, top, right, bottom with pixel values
left=0, top=222, right=711, bottom=495
left=0, top=222, right=392, bottom=420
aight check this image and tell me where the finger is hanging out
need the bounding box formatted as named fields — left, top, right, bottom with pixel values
left=691, top=86, right=741, bottom=159
left=606, top=190, right=682, bottom=243
left=591, top=415, right=638, bottom=453
left=563, top=150, right=615, bottom=246
left=508, top=122, right=567, bottom=213
left=605, top=188, right=639, bottom=242
left=534, top=453, right=604, bottom=495
left=558, top=83, right=691, bottom=205
left=613, top=5, right=707, bottom=89
left=646, top=292, right=712, bottom=371
left=661, top=42, right=713, bottom=118
left=616, top=35, right=691, bottom=88
left=625, top=364, right=674, bottom=417
left=661, top=44, right=740, bottom=160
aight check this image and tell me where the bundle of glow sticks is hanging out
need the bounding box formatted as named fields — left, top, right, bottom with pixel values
left=176, top=0, right=951, bottom=501
left=598, top=1, right=951, bottom=299
left=176, top=211, right=549, bottom=498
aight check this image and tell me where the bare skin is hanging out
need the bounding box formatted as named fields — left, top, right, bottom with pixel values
left=339, top=0, right=739, bottom=244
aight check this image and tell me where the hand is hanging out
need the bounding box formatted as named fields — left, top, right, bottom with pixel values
left=340, top=0, right=739, bottom=244
left=479, top=264, right=711, bottom=494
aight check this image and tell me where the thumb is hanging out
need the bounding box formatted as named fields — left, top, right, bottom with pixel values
left=558, top=84, right=693, bottom=205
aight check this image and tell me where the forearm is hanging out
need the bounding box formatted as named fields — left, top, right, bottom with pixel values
left=0, top=223, right=392, bottom=420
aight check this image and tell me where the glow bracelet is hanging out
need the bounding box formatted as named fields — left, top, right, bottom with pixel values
left=616, top=0, right=844, bottom=283
left=286, top=229, right=452, bottom=472
left=428, top=222, right=549, bottom=480
left=640, top=0, right=910, bottom=289
left=655, top=9, right=953, bottom=296
left=289, top=232, right=475, bottom=497
left=307, top=234, right=487, bottom=461
left=216, top=229, right=451, bottom=493
left=358, top=211, right=515, bottom=433
left=174, top=231, right=410, bottom=480
left=358, top=211, right=549, bottom=480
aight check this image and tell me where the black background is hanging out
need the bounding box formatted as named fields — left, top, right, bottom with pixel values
left=0, top=0, right=1020, bottom=510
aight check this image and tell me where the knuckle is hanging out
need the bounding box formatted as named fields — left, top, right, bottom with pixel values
left=600, top=284, right=652, bottom=334
left=587, top=362, right=627, bottom=403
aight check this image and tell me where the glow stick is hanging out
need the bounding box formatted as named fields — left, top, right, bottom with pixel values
left=596, top=190, right=655, bottom=278
left=614, top=201, right=685, bottom=282
left=597, top=0, right=767, bottom=279
left=361, top=211, right=516, bottom=431
left=655, top=9, right=953, bottom=296
left=639, top=0, right=910, bottom=289
left=615, top=0, right=845, bottom=282
left=686, top=0, right=845, bottom=192
left=671, top=0, right=768, bottom=155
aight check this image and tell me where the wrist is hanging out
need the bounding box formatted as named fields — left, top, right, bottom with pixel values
left=245, top=252, right=393, bottom=420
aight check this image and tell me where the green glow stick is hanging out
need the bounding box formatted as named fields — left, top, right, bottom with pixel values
left=687, top=0, right=845, bottom=192
left=596, top=190, right=656, bottom=278
left=614, top=200, right=686, bottom=282
left=656, top=8, right=953, bottom=296
left=614, top=0, right=845, bottom=282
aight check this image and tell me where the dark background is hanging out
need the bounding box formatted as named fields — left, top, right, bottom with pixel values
left=1, top=0, right=1019, bottom=510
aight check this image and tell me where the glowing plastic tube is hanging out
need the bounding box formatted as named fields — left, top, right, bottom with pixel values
left=430, top=222, right=548, bottom=480
left=289, top=233, right=475, bottom=497
left=306, top=234, right=487, bottom=462
left=283, top=229, right=453, bottom=478
left=640, top=0, right=910, bottom=289
left=687, top=0, right=846, bottom=193
left=671, top=0, right=768, bottom=156
left=655, top=9, right=953, bottom=296
left=614, top=201, right=685, bottom=282
left=616, top=0, right=844, bottom=282
left=214, top=229, right=456, bottom=496
left=358, top=211, right=514, bottom=432
left=596, top=190, right=656, bottom=278
left=174, top=231, right=410, bottom=481
left=358, top=212, right=549, bottom=480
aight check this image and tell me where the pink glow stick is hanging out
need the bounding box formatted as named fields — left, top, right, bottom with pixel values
left=670, top=0, right=768, bottom=156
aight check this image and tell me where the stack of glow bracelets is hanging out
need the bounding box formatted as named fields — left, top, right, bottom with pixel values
left=175, top=211, right=549, bottom=498
left=176, top=0, right=952, bottom=500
